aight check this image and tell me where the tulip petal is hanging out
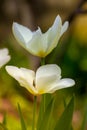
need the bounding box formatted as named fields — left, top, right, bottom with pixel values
left=12, top=22, right=33, bottom=47
left=46, top=78, right=75, bottom=93
left=6, top=66, right=38, bottom=95
left=60, top=21, right=69, bottom=36
left=0, top=48, right=8, bottom=55
left=36, top=64, right=61, bottom=94
left=26, top=16, right=62, bottom=57
left=12, top=15, right=69, bottom=57
left=45, top=15, right=62, bottom=55
left=27, top=27, right=47, bottom=57
left=0, top=48, right=11, bottom=68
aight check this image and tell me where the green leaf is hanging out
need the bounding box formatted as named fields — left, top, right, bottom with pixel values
left=37, top=97, right=54, bottom=130
left=37, top=94, right=52, bottom=130
left=18, top=103, right=27, bottom=130
left=54, top=96, right=74, bottom=130
left=37, top=96, right=44, bottom=130
left=45, top=94, right=52, bottom=108
left=63, top=97, right=74, bottom=130
left=80, top=106, right=87, bottom=130
left=2, top=113, right=6, bottom=126
left=0, top=113, right=8, bottom=130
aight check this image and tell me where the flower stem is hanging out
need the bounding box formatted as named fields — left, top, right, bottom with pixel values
left=32, top=96, right=37, bottom=130
left=41, top=58, right=46, bottom=113
left=41, top=58, right=45, bottom=66
left=43, top=94, right=46, bottom=113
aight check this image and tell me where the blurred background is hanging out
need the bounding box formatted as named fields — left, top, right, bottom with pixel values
left=0, top=0, right=87, bottom=130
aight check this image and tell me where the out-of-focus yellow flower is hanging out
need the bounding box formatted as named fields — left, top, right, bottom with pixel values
left=0, top=48, right=11, bottom=68
left=6, top=64, right=75, bottom=95
left=12, top=15, right=69, bottom=57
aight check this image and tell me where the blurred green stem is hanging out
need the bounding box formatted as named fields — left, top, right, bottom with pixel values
left=43, top=94, right=46, bottom=112
left=41, top=58, right=46, bottom=112
left=32, top=96, right=37, bottom=130
left=41, top=58, right=45, bottom=65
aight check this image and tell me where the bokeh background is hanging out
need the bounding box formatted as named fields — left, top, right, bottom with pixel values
left=0, top=0, right=87, bottom=130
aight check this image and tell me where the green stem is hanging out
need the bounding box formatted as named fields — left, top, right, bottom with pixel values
left=41, top=58, right=45, bottom=66
left=41, top=58, right=46, bottom=113
left=43, top=94, right=46, bottom=113
left=32, top=96, right=37, bottom=130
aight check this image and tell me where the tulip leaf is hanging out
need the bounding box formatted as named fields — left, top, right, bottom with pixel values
left=63, top=97, right=74, bottom=130
left=0, top=113, right=8, bottom=130
left=37, top=94, right=52, bottom=130
left=37, top=97, right=54, bottom=130
left=18, top=103, right=27, bottom=130
left=80, top=106, right=87, bottom=130
left=54, top=96, right=74, bottom=130
left=37, top=96, right=44, bottom=130
left=45, top=94, right=53, bottom=108
left=2, top=113, right=7, bottom=126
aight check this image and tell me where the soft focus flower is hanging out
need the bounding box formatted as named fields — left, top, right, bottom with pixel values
left=12, top=15, right=69, bottom=57
left=6, top=64, right=75, bottom=95
left=0, top=48, right=11, bottom=68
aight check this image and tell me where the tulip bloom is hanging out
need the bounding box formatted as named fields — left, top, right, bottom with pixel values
left=0, top=48, right=11, bottom=68
left=6, top=64, right=75, bottom=95
left=12, top=15, right=69, bottom=57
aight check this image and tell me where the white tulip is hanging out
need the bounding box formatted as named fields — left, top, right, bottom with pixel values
left=0, top=48, right=11, bottom=68
left=12, top=15, right=69, bottom=57
left=6, top=64, right=75, bottom=95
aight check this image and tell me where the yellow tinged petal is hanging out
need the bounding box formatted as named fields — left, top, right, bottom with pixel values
left=5, top=66, right=38, bottom=95
left=12, top=15, right=69, bottom=57
left=36, top=64, right=61, bottom=93
left=46, top=78, right=75, bottom=93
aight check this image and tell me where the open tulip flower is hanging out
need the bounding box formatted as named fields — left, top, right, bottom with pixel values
left=0, top=48, right=11, bottom=68
left=6, top=64, right=75, bottom=95
left=12, top=15, right=69, bottom=57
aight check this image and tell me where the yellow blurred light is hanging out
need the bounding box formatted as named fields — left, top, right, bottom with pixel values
left=74, top=14, right=87, bottom=44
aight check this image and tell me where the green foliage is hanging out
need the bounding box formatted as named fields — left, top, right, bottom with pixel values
left=80, top=105, right=87, bottom=130
left=37, top=96, right=44, bottom=129
left=0, top=113, right=8, bottom=130
left=2, top=113, right=7, bottom=126
left=63, top=97, right=74, bottom=130
left=18, top=103, right=27, bottom=130
left=37, top=97, right=54, bottom=130
left=37, top=94, right=53, bottom=130
left=54, top=96, right=74, bottom=130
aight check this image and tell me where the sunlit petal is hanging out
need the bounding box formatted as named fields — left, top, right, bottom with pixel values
left=27, top=28, right=47, bottom=57
left=60, top=21, right=69, bottom=36
left=46, top=78, right=75, bottom=93
left=6, top=64, right=75, bottom=95
left=12, top=22, right=33, bottom=47
left=6, top=66, right=38, bottom=95
left=12, top=15, right=69, bottom=57
left=20, top=67, right=35, bottom=84
left=45, top=15, right=62, bottom=55
left=36, top=64, right=61, bottom=93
